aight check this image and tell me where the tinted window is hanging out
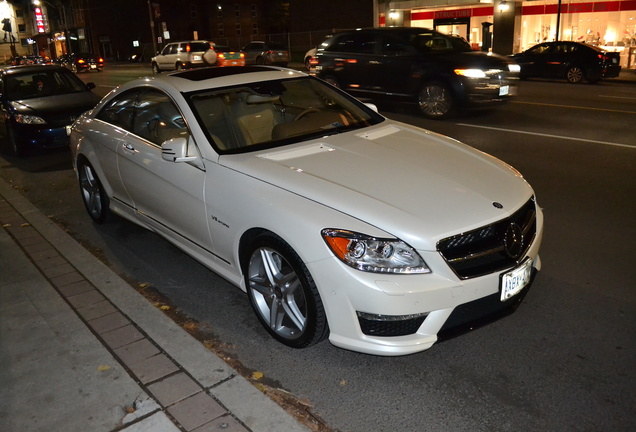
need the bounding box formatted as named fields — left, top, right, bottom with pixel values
left=526, top=43, right=551, bottom=55
left=95, top=89, right=139, bottom=131
left=189, top=42, right=211, bottom=52
left=326, top=33, right=378, bottom=54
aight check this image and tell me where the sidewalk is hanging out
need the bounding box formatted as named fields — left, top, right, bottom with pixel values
left=0, top=176, right=310, bottom=431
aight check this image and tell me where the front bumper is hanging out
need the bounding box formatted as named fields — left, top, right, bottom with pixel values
left=12, top=123, right=70, bottom=150
left=308, top=205, right=543, bottom=356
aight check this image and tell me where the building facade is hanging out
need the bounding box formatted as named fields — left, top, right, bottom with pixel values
left=377, top=0, right=636, bottom=69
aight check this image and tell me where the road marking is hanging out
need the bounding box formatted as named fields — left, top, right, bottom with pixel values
left=511, top=100, right=636, bottom=115
left=599, top=94, right=636, bottom=101
left=456, top=124, right=635, bottom=149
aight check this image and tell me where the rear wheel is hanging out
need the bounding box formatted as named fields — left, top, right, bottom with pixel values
left=418, top=82, right=453, bottom=119
left=78, top=161, right=110, bottom=224
left=245, top=234, right=328, bottom=348
left=566, top=65, right=584, bottom=83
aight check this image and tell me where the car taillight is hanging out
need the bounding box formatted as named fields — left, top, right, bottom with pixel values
left=240, top=53, right=245, bottom=59
left=218, top=53, right=225, bottom=59
left=78, top=59, right=85, bottom=64
left=309, top=57, right=319, bottom=66
left=186, top=44, right=191, bottom=52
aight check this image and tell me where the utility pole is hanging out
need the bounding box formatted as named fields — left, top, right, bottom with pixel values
left=147, top=0, right=157, bottom=55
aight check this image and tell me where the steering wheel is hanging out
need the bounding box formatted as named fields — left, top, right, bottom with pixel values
left=295, top=107, right=321, bottom=121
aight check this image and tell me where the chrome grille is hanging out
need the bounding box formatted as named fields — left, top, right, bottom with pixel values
left=437, top=198, right=537, bottom=279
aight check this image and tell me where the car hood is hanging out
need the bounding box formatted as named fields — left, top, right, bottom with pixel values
left=441, top=50, right=514, bottom=69
left=11, top=91, right=100, bottom=116
left=221, top=122, right=534, bottom=251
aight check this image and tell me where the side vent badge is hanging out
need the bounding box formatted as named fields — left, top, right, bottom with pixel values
left=493, top=202, right=504, bottom=209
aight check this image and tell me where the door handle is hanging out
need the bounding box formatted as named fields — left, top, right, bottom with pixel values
left=368, top=61, right=382, bottom=65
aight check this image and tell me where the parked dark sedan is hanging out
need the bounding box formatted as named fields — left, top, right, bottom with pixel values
left=312, top=27, right=518, bottom=119
left=56, top=53, right=104, bottom=72
left=0, top=65, right=101, bottom=156
left=511, top=41, right=621, bottom=83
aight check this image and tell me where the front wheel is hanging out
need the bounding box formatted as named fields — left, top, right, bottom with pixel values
left=151, top=63, right=161, bottom=74
left=255, top=56, right=266, bottom=65
left=245, top=234, right=328, bottom=348
left=78, top=161, right=110, bottom=224
left=566, top=65, right=584, bottom=83
left=4, top=123, right=26, bottom=157
left=418, top=82, right=453, bottom=119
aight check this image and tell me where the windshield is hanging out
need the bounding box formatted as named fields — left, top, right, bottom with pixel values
left=188, top=76, right=383, bottom=154
left=4, top=70, right=88, bottom=100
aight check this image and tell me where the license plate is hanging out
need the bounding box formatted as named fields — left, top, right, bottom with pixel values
left=90, top=64, right=97, bottom=69
left=499, top=85, right=509, bottom=96
left=612, top=58, right=618, bottom=64
left=500, top=258, right=533, bottom=301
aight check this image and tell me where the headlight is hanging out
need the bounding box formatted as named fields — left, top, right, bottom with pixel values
left=508, top=64, right=521, bottom=73
left=15, top=114, right=47, bottom=125
left=321, top=229, right=430, bottom=274
left=454, top=68, right=487, bottom=78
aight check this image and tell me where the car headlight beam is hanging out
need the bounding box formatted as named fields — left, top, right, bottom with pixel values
left=322, top=229, right=430, bottom=274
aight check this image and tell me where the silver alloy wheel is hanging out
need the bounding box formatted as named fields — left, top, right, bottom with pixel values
left=566, top=66, right=584, bottom=83
left=248, top=247, right=308, bottom=341
left=78, top=162, right=109, bottom=223
left=418, top=83, right=452, bottom=118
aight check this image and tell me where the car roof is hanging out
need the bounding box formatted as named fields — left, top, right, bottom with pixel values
left=0, top=64, right=68, bottom=75
left=118, top=66, right=307, bottom=94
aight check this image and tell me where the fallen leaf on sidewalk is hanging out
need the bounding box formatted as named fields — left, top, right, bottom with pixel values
left=160, top=305, right=171, bottom=311
left=21, top=223, right=30, bottom=227
left=2, top=224, right=10, bottom=228
left=139, top=282, right=150, bottom=288
left=252, top=371, right=264, bottom=380
left=97, top=365, right=111, bottom=372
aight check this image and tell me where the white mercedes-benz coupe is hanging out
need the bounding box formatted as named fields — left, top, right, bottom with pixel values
left=70, top=66, right=543, bottom=356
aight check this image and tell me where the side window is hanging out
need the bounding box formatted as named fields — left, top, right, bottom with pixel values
left=380, top=35, right=414, bottom=55
left=161, top=44, right=172, bottom=55
left=326, top=33, right=377, bottom=54
left=132, top=89, right=188, bottom=145
left=95, top=89, right=140, bottom=131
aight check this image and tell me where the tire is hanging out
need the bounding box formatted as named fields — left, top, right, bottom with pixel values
left=78, top=161, right=110, bottom=224
left=418, top=81, right=453, bottom=119
left=175, top=63, right=183, bottom=71
left=304, top=57, right=311, bottom=70
left=245, top=234, right=329, bottom=348
left=151, top=63, right=161, bottom=74
left=5, top=123, right=26, bottom=157
left=255, top=56, right=266, bottom=65
left=566, top=65, right=584, bottom=84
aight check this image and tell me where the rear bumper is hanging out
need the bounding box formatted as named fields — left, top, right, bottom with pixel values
left=603, top=64, right=621, bottom=78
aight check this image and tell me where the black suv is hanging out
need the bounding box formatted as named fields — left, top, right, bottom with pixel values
left=312, top=27, right=519, bottom=118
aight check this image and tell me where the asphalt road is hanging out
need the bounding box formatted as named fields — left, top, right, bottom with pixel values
left=1, top=65, right=635, bottom=432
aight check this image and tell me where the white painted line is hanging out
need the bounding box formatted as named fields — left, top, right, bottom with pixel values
left=599, top=94, right=636, bottom=100
left=456, top=123, right=636, bottom=149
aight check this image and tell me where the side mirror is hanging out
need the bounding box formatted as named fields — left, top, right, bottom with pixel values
left=161, top=137, right=198, bottom=163
left=364, top=103, right=379, bottom=113
left=86, top=82, right=96, bottom=90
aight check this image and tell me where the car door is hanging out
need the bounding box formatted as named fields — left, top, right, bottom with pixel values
left=116, top=88, right=213, bottom=251
left=378, top=33, right=418, bottom=95
left=519, top=43, right=552, bottom=77
left=157, top=43, right=176, bottom=70
left=326, top=32, right=380, bottom=92
left=90, top=89, right=141, bottom=209
left=541, top=43, right=572, bottom=77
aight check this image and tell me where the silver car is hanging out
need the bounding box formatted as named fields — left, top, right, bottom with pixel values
left=151, top=40, right=215, bottom=73
left=241, top=41, right=289, bottom=66
left=70, top=67, right=542, bottom=356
